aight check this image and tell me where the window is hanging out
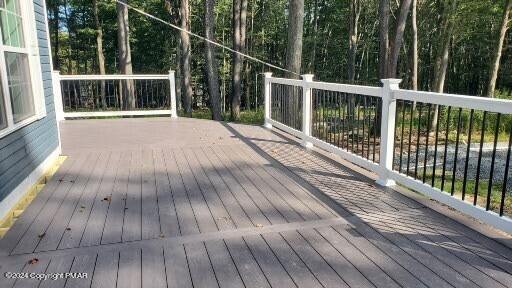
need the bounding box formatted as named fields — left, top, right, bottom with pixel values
left=0, top=0, right=46, bottom=137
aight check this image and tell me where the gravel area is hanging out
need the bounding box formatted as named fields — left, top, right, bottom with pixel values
left=394, top=143, right=512, bottom=192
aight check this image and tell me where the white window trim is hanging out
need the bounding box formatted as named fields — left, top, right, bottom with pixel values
left=0, top=0, right=47, bottom=139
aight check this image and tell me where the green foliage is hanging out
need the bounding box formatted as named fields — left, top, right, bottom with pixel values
left=178, top=108, right=264, bottom=125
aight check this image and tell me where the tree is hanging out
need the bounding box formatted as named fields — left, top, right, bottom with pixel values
left=378, top=0, right=412, bottom=78
left=116, top=0, right=135, bottom=109
left=378, top=0, right=390, bottom=79
left=93, top=0, right=106, bottom=108
left=348, top=0, right=361, bottom=83
left=231, top=0, right=247, bottom=120
left=286, top=0, right=305, bottom=78
left=180, top=0, right=194, bottom=115
left=389, top=0, right=412, bottom=77
left=487, top=0, right=511, bottom=98
left=411, top=0, right=418, bottom=90
left=205, top=0, right=222, bottom=120
left=431, top=0, right=457, bottom=128
left=433, top=0, right=457, bottom=93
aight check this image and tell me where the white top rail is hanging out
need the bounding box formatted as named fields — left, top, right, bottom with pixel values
left=268, top=77, right=303, bottom=86
left=394, top=89, right=512, bottom=115
left=268, top=76, right=382, bottom=97
left=307, top=81, right=382, bottom=97
left=59, top=74, right=170, bottom=80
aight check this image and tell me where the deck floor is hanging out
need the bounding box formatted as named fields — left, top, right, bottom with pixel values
left=1, top=118, right=511, bottom=288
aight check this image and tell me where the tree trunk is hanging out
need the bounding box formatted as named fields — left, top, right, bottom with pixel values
left=93, top=0, right=106, bottom=108
left=309, top=0, right=319, bottom=73
left=411, top=0, right=418, bottom=90
left=389, top=0, right=413, bottom=78
left=433, top=0, right=457, bottom=93
left=52, top=0, right=60, bottom=70
left=487, top=0, right=511, bottom=98
left=285, top=0, right=305, bottom=78
left=180, top=0, right=193, bottom=115
left=432, top=0, right=457, bottom=128
left=240, top=0, right=248, bottom=110
left=231, top=0, right=245, bottom=121
left=64, top=0, right=72, bottom=73
left=205, top=0, right=222, bottom=120
left=378, top=0, right=390, bottom=79
left=348, top=0, right=361, bottom=83
left=116, top=0, right=135, bottom=109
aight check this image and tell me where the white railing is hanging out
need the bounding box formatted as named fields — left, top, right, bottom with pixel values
left=52, top=71, right=178, bottom=119
left=264, top=73, right=512, bottom=234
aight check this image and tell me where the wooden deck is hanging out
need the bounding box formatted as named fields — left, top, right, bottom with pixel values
left=1, top=117, right=512, bottom=288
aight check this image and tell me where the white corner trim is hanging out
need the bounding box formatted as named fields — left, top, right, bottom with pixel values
left=0, top=147, right=60, bottom=221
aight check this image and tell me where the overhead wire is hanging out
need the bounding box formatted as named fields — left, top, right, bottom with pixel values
left=114, top=0, right=299, bottom=76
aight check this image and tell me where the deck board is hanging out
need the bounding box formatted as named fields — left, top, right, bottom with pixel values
left=1, top=118, right=511, bottom=288
left=101, top=151, right=131, bottom=244
left=58, top=151, right=111, bottom=249
left=79, top=151, right=122, bottom=247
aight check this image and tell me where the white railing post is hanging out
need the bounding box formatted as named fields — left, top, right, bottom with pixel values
left=51, top=70, right=65, bottom=121
left=301, top=74, right=314, bottom=148
left=376, top=79, right=402, bottom=186
left=169, top=70, right=178, bottom=118
left=263, top=72, right=273, bottom=129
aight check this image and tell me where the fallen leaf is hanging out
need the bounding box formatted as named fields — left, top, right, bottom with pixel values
left=80, top=205, right=86, bottom=209
left=28, top=258, right=39, bottom=265
left=159, top=233, right=165, bottom=238
left=256, top=224, right=264, bottom=228
left=65, top=227, right=71, bottom=231
left=37, top=233, right=46, bottom=238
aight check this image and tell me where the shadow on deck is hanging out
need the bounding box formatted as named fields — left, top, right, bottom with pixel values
left=1, top=117, right=511, bottom=288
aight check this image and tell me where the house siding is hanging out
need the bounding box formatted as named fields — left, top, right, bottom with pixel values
left=0, top=0, right=59, bottom=201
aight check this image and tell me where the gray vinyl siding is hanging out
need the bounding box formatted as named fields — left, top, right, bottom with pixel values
left=0, top=0, right=59, bottom=201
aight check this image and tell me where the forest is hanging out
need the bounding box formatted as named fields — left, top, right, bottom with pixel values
left=46, top=0, right=512, bottom=121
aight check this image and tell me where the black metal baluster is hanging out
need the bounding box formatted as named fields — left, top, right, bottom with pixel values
left=486, top=113, right=501, bottom=211
left=329, top=91, right=333, bottom=143
left=406, top=102, right=415, bottom=176
left=331, top=92, right=335, bottom=144
left=354, top=95, right=361, bottom=155
left=283, top=85, right=286, bottom=124
left=450, top=108, right=463, bottom=196
left=373, top=99, right=379, bottom=162
left=313, top=91, right=318, bottom=137
left=362, top=96, right=367, bottom=157
left=366, top=97, right=372, bottom=159
left=324, top=91, right=328, bottom=142
left=414, top=103, right=423, bottom=179
left=392, top=98, right=400, bottom=170
left=422, top=104, right=433, bottom=183
left=281, top=85, right=284, bottom=124
left=398, top=100, right=406, bottom=172
left=337, top=93, right=342, bottom=148
left=474, top=111, right=487, bottom=205
left=462, top=110, right=475, bottom=200
left=275, top=84, right=279, bottom=122
left=499, top=127, right=512, bottom=216
left=340, top=93, right=348, bottom=150
left=432, top=106, right=442, bottom=187
left=441, top=106, right=452, bottom=192
left=351, top=95, right=356, bottom=152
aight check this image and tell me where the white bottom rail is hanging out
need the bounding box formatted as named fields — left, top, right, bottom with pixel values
left=63, top=110, right=177, bottom=118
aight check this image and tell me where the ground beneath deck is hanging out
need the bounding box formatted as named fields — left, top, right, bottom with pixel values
left=1, top=117, right=512, bottom=288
